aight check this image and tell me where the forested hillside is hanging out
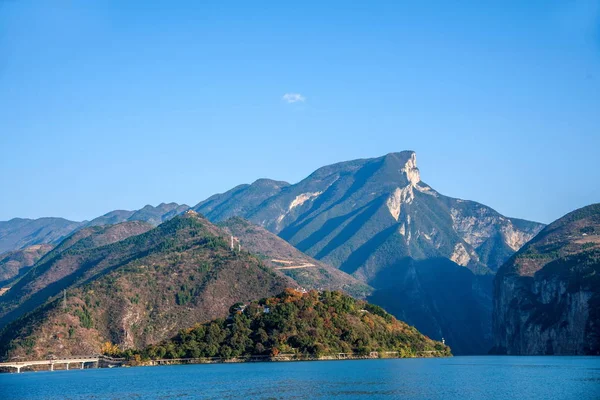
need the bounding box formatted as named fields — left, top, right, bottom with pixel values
left=122, top=289, right=451, bottom=361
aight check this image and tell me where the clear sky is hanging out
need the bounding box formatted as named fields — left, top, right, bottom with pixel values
left=1, top=1, right=598, bottom=224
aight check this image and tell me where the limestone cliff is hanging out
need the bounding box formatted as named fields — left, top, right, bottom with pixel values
left=493, top=204, right=600, bottom=355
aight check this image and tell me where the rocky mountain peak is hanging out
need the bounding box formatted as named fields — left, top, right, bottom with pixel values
left=380, top=151, right=420, bottom=187
left=401, top=151, right=420, bottom=186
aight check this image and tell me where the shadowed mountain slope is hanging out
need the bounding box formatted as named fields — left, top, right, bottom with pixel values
left=0, top=218, right=83, bottom=255
left=0, top=244, right=54, bottom=287
left=368, top=257, right=493, bottom=355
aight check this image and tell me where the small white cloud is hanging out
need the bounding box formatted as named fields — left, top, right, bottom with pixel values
left=282, top=93, right=306, bottom=103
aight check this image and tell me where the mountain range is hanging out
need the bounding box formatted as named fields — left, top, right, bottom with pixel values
left=0, top=151, right=547, bottom=356
left=0, top=213, right=295, bottom=359
left=193, top=151, right=544, bottom=353
left=0, top=203, right=191, bottom=257
left=0, top=218, right=81, bottom=255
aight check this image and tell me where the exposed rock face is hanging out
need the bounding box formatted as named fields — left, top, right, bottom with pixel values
left=401, top=152, right=420, bottom=185
left=493, top=204, right=600, bottom=355
left=450, top=243, right=472, bottom=267
left=448, top=202, right=540, bottom=271
left=289, top=192, right=322, bottom=211
left=386, top=188, right=404, bottom=221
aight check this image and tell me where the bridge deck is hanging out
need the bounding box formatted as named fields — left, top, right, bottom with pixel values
left=0, top=356, right=102, bottom=372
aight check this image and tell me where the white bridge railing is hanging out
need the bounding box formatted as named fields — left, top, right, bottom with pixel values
left=0, top=355, right=120, bottom=373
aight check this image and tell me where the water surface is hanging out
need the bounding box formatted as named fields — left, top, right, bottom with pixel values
left=1, top=356, right=599, bottom=399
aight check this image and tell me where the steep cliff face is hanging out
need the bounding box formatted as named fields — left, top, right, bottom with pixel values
left=493, top=204, right=600, bottom=355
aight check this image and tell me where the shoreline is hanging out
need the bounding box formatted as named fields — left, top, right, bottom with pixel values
left=131, top=350, right=450, bottom=367
left=0, top=351, right=450, bottom=373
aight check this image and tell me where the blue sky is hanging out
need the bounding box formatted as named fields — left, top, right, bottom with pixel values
left=0, top=1, right=598, bottom=223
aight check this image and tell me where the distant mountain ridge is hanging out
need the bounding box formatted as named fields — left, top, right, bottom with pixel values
left=0, top=203, right=190, bottom=256
left=0, top=218, right=82, bottom=255
left=0, top=212, right=293, bottom=359
left=1, top=152, right=542, bottom=274
left=86, top=202, right=190, bottom=227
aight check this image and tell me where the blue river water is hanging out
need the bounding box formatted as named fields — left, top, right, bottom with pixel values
left=1, top=356, right=599, bottom=399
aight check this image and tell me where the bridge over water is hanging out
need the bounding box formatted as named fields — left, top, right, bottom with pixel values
left=0, top=355, right=122, bottom=373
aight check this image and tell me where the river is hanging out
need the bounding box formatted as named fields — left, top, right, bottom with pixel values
left=1, top=356, right=599, bottom=399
